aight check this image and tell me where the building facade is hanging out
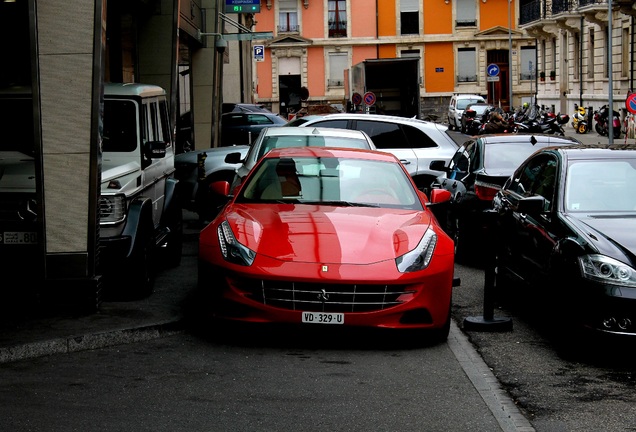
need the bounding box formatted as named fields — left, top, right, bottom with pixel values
left=244, top=0, right=635, bottom=124
left=249, top=0, right=537, bottom=119
left=520, top=0, right=635, bottom=123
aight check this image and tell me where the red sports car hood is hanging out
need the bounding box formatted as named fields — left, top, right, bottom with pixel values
left=225, top=204, right=433, bottom=264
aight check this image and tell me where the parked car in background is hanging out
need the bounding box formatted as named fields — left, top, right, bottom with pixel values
left=429, top=134, right=580, bottom=262
left=222, top=103, right=274, bottom=114
left=287, top=113, right=459, bottom=192
left=460, top=103, right=495, bottom=135
left=492, top=143, right=636, bottom=337
left=220, top=112, right=287, bottom=146
left=198, top=146, right=456, bottom=342
left=176, top=127, right=376, bottom=222
left=448, top=94, right=486, bottom=131
left=226, top=126, right=377, bottom=189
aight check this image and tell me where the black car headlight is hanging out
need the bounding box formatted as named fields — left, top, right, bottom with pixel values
left=217, top=220, right=256, bottom=266
left=579, top=254, right=636, bottom=287
left=396, top=228, right=437, bottom=273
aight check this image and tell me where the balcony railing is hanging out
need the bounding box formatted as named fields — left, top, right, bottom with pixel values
left=457, top=75, right=477, bottom=83
left=278, top=24, right=299, bottom=33
left=520, top=0, right=542, bottom=25
left=456, top=20, right=477, bottom=27
left=520, top=72, right=536, bottom=80
left=551, top=0, right=571, bottom=15
left=327, top=79, right=344, bottom=87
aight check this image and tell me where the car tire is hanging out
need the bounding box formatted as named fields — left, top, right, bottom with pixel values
left=428, top=302, right=451, bottom=344
left=461, top=123, right=466, bottom=134
left=164, top=206, right=183, bottom=268
left=129, top=224, right=156, bottom=299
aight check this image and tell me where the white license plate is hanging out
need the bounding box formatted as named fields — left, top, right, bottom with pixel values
left=301, top=312, right=344, bottom=325
left=2, top=232, right=38, bottom=244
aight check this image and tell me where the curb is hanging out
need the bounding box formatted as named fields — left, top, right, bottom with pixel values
left=0, top=318, right=185, bottom=365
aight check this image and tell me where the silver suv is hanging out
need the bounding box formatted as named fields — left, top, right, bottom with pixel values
left=0, top=83, right=182, bottom=299
left=287, top=113, right=459, bottom=191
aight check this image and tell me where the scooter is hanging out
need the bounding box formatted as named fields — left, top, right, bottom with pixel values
left=571, top=104, right=588, bottom=134
left=594, top=105, right=621, bottom=139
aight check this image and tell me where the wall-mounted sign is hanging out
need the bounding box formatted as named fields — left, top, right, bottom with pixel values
left=253, top=45, right=264, bottom=62
left=225, top=0, right=261, bottom=13
left=435, top=67, right=444, bottom=73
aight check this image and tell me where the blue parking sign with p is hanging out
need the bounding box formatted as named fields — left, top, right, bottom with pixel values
left=254, top=45, right=265, bottom=62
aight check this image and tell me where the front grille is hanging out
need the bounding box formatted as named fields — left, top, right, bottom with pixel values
left=236, top=278, right=413, bottom=313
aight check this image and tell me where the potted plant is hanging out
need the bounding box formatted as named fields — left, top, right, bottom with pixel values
left=550, top=70, right=556, bottom=80
left=539, top=71, right=546, bottom=81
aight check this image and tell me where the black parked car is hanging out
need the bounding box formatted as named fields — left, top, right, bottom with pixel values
left=492, top=143, right=636, bottom=337
left=220, top=112, right=287, bottom=146
left=429, top=134, right=580, bottom=261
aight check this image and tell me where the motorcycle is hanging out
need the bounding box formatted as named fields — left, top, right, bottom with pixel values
left=571, top=104, right=588, bottom=134
left=514, top=110, right=569, bottom=135
left=594, top=105, right=621, bottom=139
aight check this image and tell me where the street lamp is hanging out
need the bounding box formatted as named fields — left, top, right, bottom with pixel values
left=508, top=0, right=513, bottom=110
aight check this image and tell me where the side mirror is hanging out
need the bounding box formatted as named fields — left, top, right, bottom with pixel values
left=210, top=180, right=230, bottom=197
left=429, top=188, right=451, bottom=204
left=516, top=195, right=546, bottom=214
left=146, top=141, right=167, bottom=159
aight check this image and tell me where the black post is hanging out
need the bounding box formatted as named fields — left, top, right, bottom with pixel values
left=463, top=209, right=513, bottom=332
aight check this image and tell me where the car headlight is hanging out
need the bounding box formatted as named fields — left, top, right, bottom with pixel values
left=396, top=228, right=437, bottom=273
left=579, top=254, right=636, bottom=287
left=217, top=220, right=256, bottom=266
left=100, top=194, right=126, bottom=224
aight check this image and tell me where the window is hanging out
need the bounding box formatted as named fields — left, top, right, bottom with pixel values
left=278, top=0, right=298, bottom=33
left=541, top=39, right=546, bottom=75
left=328, top=53, right=348, bottom=87
left=551, top=37, right=557, bottom=76
left=456, top=0, right=476, bottom=27
left=457, top=48, right=477, bottom=82
left=400, top=0, right=419, bottom=35
left=520, top=46, right=536, bottom=80
left=328, top=1, right=347, bottom=38
left=104, top=100, right=138, bottom=152
left=573, top=33, right=580, bottom=79
left=587, top=28, right=594, bottom=79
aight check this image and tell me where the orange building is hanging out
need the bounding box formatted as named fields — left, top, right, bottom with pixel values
left=247, top=0, right=534, bottom=118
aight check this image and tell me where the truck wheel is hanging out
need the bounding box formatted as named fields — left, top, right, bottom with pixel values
left=164, top=206, right=183, bottom=268
left=130, top=229, right=156, bottom=299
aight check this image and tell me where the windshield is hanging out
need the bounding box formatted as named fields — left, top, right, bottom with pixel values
left=457, top=99, right=484, bottom=110
left=566, top=159, right=636, bottom=212
left=102, top=100, right=138, bottom=152
left=0, top=94, right=34, bottom=155
left=239, top=156, right=423, bottom=210
left=257, top=135, right=371, bottom=160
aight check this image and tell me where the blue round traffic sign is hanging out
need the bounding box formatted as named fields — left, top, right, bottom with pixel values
left=487, top=64, right=500, bottom=77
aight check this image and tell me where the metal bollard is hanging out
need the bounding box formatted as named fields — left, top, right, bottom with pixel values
left=463, top=209, right=513, bottom=332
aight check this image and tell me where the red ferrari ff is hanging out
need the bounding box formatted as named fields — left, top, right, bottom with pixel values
left=198, top=147, right=455, bottom=341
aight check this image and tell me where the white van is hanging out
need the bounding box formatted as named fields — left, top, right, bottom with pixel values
left=448, top=94, right=486, bottom=131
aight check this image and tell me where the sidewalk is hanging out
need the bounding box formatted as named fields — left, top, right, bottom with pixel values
left=0, top=211, right=202, bottom=364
